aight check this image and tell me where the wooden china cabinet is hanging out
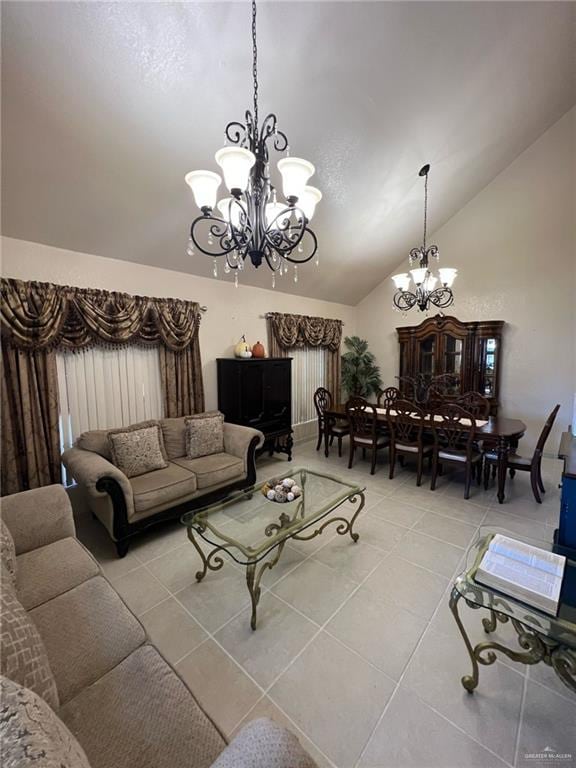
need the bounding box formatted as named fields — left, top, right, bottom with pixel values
left=397, top=315, right=504, bottom=414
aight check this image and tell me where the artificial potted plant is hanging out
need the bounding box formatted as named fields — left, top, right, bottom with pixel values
left=341, top=336, right=383, bottom=398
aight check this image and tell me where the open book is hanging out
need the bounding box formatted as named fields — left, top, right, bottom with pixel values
left=474, top=534, right=566, bottom=616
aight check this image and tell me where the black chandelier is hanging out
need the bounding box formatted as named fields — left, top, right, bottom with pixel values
left=391, top=164, right=457, bottom=312
left=185, top=0, right=320, bottom=288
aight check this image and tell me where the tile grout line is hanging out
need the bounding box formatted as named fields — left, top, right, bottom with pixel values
left=352, top=566, right=519, bottom=768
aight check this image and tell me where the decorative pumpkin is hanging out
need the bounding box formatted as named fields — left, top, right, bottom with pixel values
left=252, top=341, right=266, bottom=358
left=234, top=335, right=252, bottom=358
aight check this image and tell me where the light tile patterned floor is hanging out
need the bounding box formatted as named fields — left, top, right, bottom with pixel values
left=74, top=440, right=575, bottom=768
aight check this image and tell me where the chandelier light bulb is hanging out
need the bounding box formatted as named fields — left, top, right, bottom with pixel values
left=217, top=198, right=246, bottom=228
left=265, top=201, right=288, bottom=229
left=392, top=273, right=411, bottom=291
left=277, top=157, right=315, bottom=201
left=215, top=147, right=256, bottom=193
left=185, top=170, right=221, bottom=210
left=410, top=267, right=428, bottom=286
left=298, top=185, right=322, bottom=221
left=438, top=267, right=458, bottom=287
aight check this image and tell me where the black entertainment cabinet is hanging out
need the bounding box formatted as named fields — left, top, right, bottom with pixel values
left=217, top=358, right=293, bottom=460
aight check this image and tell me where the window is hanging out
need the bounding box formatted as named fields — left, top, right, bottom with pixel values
left=290, top=346, right=328, bottom=439
left=56, top=345, right=164, bottom=454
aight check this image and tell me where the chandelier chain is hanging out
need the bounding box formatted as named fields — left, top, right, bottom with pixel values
left=252, top=0, right=258, bottom=130
left=423, top=170, right=428, bottom=251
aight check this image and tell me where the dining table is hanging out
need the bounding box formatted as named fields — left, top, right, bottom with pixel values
left=323, top=403, right=526, bottom=504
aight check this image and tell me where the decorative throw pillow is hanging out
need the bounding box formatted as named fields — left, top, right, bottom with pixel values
left=0, top=565, right=59, bottom=711
left=0, top=518, right=16, bottom=585
left=0, top=675, right=91, bottom=768
left=160, top=417, right=188, bottom=460
left=108, top=421, right=168, bottom=478
left=185, top=411, right=225, bottom=459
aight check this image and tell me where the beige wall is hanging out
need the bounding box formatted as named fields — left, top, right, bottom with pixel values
left=0, top=237, right=356, bottom=413
left=357, top=107, right=576, bottom=453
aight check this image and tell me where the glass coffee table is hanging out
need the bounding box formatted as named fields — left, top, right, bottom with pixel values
left=450, top=527, right=576, bottom=694
left=181, top=468, right=365, bottom=629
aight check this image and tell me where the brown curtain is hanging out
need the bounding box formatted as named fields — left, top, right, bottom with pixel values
left=1, top=278, right=205, bottom=494
left=1, top=345, right=61, bottom=495
left=267, top=312, right=343, bottom=400
left=159, top=345, right=205, bottom=418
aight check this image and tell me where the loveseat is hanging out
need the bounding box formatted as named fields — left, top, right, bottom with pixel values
left=62, top=415, right=263, bottom=556
left=0, top=484, right=316, bottom=768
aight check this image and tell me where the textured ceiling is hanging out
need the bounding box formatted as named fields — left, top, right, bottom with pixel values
left=2, top=1, right=575, bottom=304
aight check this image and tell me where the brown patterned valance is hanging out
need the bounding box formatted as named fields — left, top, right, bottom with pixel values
left=267, top=312, right=343, bottom=352
left=1, top=278, right=202, bottom=353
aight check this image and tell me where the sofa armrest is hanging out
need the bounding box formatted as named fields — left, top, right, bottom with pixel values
left=223, top=423, right=264, bottom=469
left=210, top=718, right=317, bottom=768
left=0, top=485, right=75, bottom=555
left=61, top=447, right=135, bottom=522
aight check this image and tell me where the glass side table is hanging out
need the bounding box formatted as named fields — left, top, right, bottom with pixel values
left=450, top=527, right=576, bottom=695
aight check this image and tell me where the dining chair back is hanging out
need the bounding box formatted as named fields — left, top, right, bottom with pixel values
left=346, top=397, right=377, bottom=441
left=387, top=400, right=431, bottom=486
left=387, top=400, right=424, bottom=446
left=313, top=387, right=332, bottom=451
left=377, top=386, right=401, bottom=408
left=313, top=386, right=349, bottom=457
left=456, top=391, right=490, bottom=419
left=346, top=396, right=389, bottom=474
left=430, top=403, right=481, bottom=499
left=534, top=404, right=561, bottom=459
left=433, top=403, right=477, bottom=454
left=483, top=404, right=560, bottom=503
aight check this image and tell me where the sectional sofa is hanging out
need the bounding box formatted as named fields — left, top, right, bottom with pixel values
left=0, top=484, right=316, bottom=768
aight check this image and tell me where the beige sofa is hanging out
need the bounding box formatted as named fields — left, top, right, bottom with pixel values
left=0, top=484, right=316, bottom=768
left=62, top=416, right=263, bottom=556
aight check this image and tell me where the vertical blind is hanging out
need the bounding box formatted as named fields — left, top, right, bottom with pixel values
left=56, top=345, right=164, bottom=452
left=291, top=346, right=328, bottom=426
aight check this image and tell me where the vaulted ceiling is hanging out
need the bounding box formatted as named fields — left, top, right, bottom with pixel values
left=2, top=1, right=575, bottom=304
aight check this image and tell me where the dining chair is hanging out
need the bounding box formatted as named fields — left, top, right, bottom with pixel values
left=377, top=386, right=401, bottom=408
left=313, top=387, right=349, bottom=457
left=456, top=392, right=491, bottom=419
left=483, top=404, right=560, bottom=503
left=387, top=399, right=432, bottom=486
left=430, top=403, right=482, bottom=499
left=346, top=396, right=389, bottom=475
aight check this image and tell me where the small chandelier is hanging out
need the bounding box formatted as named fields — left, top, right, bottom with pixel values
left=391, top=164, right=457, bottom=312
left=184, top=0, right=320, bottom=289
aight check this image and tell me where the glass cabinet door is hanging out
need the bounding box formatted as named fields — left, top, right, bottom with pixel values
left=418, top=334, right=436, bottom=383
left=480, top=337, right=498, bottom=397
left=442, top=335, right=463, bottom=394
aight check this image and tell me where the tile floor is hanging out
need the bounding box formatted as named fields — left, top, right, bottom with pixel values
left=74, top=439, right=575, bottom=768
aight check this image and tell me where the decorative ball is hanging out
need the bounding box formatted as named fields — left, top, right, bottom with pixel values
left=282, top=478, right=295, bottom=489
left=274, top=490, right=287, bottom=503
left=266, top=489, right=276, bottom=500
left=291, top=485, right=301, bottom=497
left=275, top=484, right=284, bottom=493
left=286, top=492, right=295, bottom=502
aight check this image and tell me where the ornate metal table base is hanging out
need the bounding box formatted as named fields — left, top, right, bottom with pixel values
left=449, top=587, right=576, bottom=695
left=188, top=491, right=365, bottom=630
